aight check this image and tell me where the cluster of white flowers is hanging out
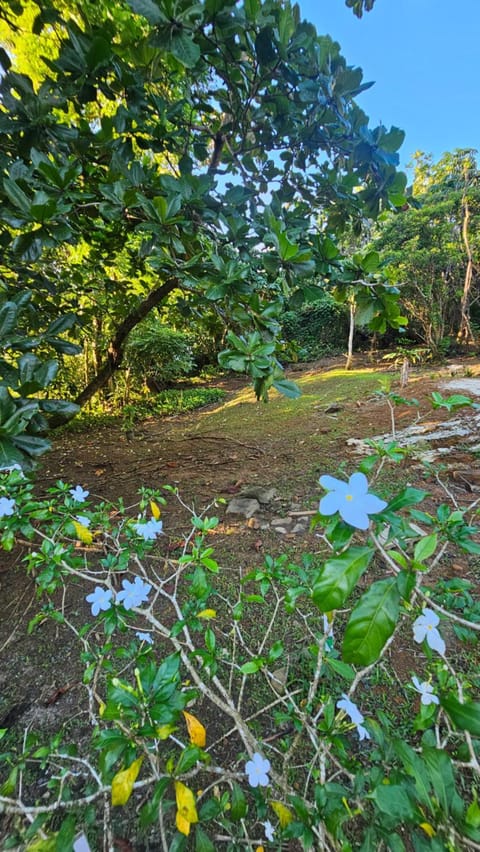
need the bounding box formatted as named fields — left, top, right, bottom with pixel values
left=86, top=577, right=152, bottom=615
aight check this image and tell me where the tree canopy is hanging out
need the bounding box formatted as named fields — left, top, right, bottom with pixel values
left=0, top=0, right=407, bottom=467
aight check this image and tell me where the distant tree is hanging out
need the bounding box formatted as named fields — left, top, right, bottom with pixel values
left=373, top=149, right=480, bottom=353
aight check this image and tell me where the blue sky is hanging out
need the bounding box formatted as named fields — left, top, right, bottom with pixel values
left=298, top=0, right=480, bottom=175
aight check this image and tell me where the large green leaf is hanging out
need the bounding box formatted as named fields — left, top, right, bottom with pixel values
left=421, top=747, right=461, bottom=818
left=0, top=387, right=17, bottom=422
left=384, top=487, right=429, bottom=513
left=371, top=784, right=416, bottom=821
left=342, top=577, right=400, bottom=665
left=13, top=434, right=51, bottom=456
left=359, top=250, right=380, bottom=273
left=3, top=177, right=31, bottom=214
left=0, top=302, right=18, bottom=340
left=393, top=740, right=434, bottom=810
left=0, top=437, right=25, bottom=468
left=170, top=32, right=201, bottom=68
left=312, top=547, right=374, bottom=612
left=272, top=378, right=301, bottom=399
left=380, top=127, right=405, bottom=153
left=46, top=314, right=77, bottom=335
left=0, top=401, right=38, bottom=436
left=277, top=231, right=300, bottom=261
left=125, top=0, right=167, bottom=24
left=441, top=695, right=480, bottom=737
left=195, top=827, right=215, bottom=852
left=413, top=533, right=438, bottom=564
left=40, top=400, right=80, bottom=417
left=230, top=782, right=247, bottom=821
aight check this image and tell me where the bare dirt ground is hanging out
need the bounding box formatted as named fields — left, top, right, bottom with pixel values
left=1, top=355, right=480, bottom=848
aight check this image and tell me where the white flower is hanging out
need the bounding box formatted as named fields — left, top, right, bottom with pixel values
left=86, top=586, right=113, bottom=616
left=413, top=608, right=445, bottom=655
left=136, top=631, right=153, bottom=645
left=133, top=518, right=163, bottom=540
left=73, top=833, right=92, bottom=852
left=70, top=485, right=89, bottom=502
left=412, top=676, right=439, bottom=706
left=75, top=515, right=91, bottom=528
left=263, top=819, right=275, bottom=841
left=336, top=693, right=370, bottom=741
left=319, top=472, right=387, bottom=530
left=116, top=576, right=152, bottom=610
left=0, top=463, right=23, bottom=477
left=245, top=752, right=271, bottom=788
left=0, top=497, right=15, bottom=518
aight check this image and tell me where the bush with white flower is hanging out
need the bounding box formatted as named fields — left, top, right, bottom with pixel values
left=0, top=445, right=479, bottom=851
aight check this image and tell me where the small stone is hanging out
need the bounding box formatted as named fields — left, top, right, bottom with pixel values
left=226, top=497, right=260, bottom=518
left=292, top=522, right=308, bottom=534
left=238, top=486, right=277, bottom=504
left=325, top=403, right=344, bottom=414
left=270, top=517, right=292, bottom=527
left=270, top=667, right=288, bottom=695
left=273, top=526, right=288, bottom=534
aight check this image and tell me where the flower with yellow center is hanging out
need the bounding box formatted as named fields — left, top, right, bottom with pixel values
left=319, top=472, right=387, bottom=530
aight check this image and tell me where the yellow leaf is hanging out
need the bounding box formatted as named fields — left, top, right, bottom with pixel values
left=255, top=847, right=265, bottom=852
left=150, top=500, right=161, bottom=520
left=182, top=711, right=206, bottom=747
left=176, top=811, right=191, bottom=836
left=175, top=781, right=198, bottom=828
left=72, top=520, right=93, bottom=545
left=197, top=609, right=216, bottom=619
left=111, top=757, right=143, bottom=806
left=270, top=800, right=293, bottom=827
left=156, top=723, right=177, bottom=740
left=26, top=837, right=58, bottom=851
left=98, top=700, right=106, bottom=717
left=419, top=822, right=436, bottom=838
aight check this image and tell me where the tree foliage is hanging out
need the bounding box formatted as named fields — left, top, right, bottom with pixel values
left=373, top=149, right=480, bottom=352
left=0, top=0, right=406, bottom=466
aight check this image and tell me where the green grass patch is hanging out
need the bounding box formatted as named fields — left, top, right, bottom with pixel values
left=60, top=387, right=226, bottom=434
left=124, top=387, right=226, bottom=421
left=201, top=368, right=382, bottom=438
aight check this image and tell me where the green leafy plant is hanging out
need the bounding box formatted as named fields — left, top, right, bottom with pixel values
left=125, top=320, right=195, bottom=392
left=0, top=290, right=80, bottom=468
left=1, top=424, right=480, bottom=850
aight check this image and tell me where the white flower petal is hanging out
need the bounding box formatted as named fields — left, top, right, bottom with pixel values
left=421, top=608, right=439, bottom=627
left=348, top=471, right=369, bottom=494
left=426, top=627, right=445, bottom=655
left=319, top=475, right=348, bottom=493
left=319, top=492, right=342, bottom=516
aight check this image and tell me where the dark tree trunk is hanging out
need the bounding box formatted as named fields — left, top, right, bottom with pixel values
left=50, top=277, right=178, bottom=427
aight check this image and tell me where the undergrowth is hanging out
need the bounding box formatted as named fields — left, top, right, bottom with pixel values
left=59, top=388, right=226, bottom=434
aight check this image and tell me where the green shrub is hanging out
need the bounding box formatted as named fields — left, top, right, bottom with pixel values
left=282, top=295, right=349, bottom=361
left=125, top=319, right=195, bottom=391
